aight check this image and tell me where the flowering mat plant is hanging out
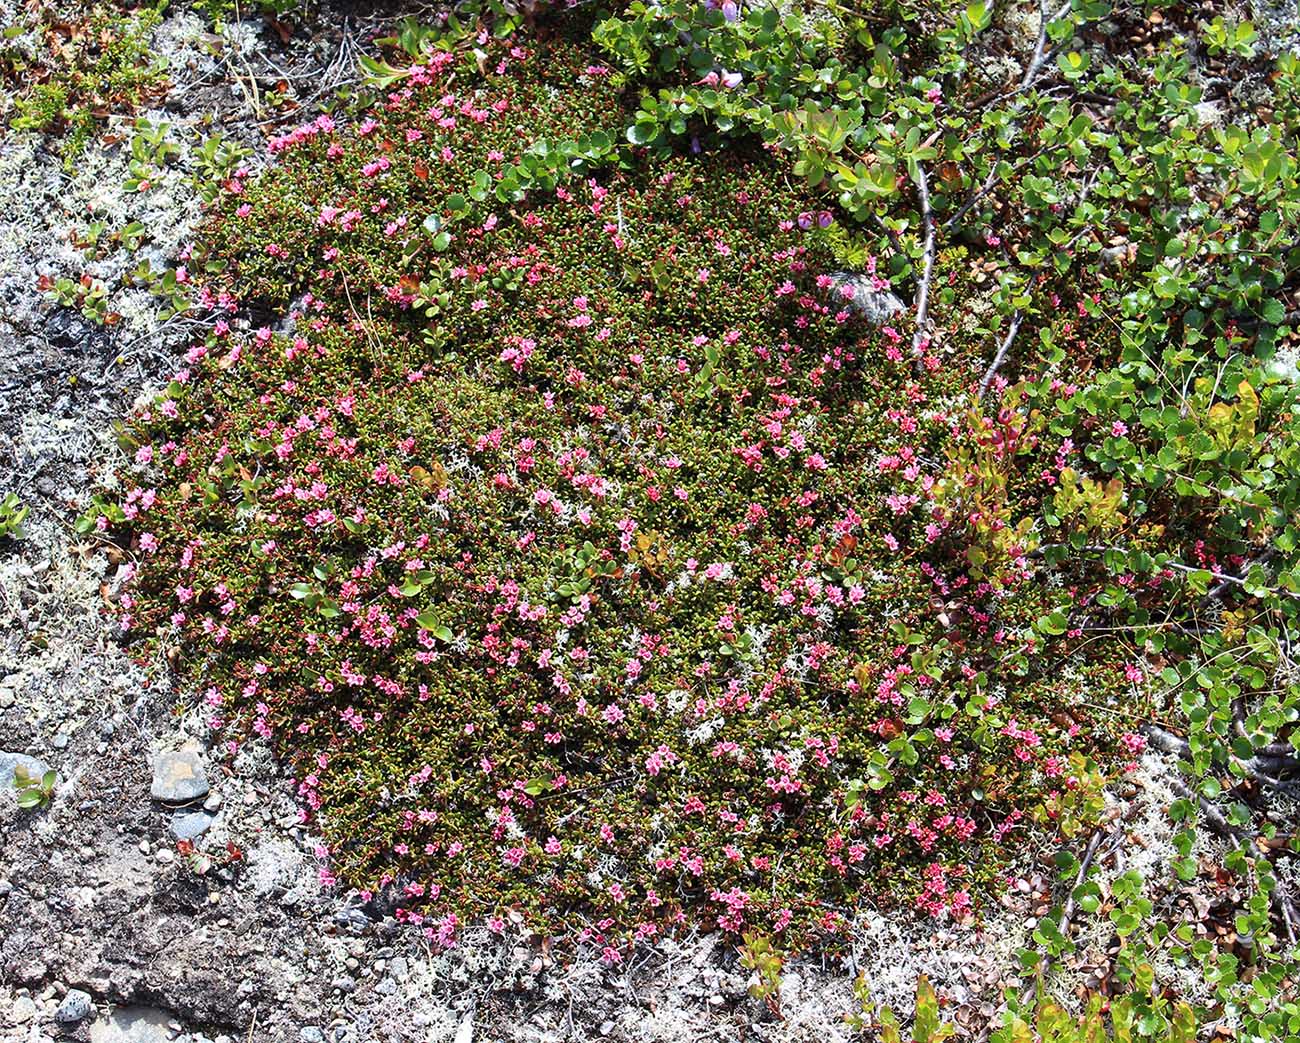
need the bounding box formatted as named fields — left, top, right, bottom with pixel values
left=101, top=30, right=1141, bottom=958
left=85, top=15, right=1300, bottom=1032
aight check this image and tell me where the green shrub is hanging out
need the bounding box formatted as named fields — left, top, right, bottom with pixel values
left=4, top=3, right=168, bottom=164
left=0, top=494, right=29, bottom=541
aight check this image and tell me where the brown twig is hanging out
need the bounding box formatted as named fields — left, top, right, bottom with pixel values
left=911, top=163, right=936, bottom=364
left=977, top=310, right=1023, bottom=401
left=1019, top=829, right=1105, bottom=1004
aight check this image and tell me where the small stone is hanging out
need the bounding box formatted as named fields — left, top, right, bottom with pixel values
left=51, top=732, right=70, bottom=750
left=0, top=751, right=51, bottom=789
left=826, top=271, right=907, bottom=325
left=138, top=839, right=152, bottom=855
left=170, top=811, right=214, bottom=840
left=156, top=848, right=175, bottom=865
left=299, top=1030, right=324, bottom=1043
left=12, top=995, right=36, bottom=1023
left=203, top=792, right=222, bottom=812
left=0, top=690, right=13, bottom=709
left=55, top=989, right=93, bottom=1023
left=151, top=751, right=209, bottom=802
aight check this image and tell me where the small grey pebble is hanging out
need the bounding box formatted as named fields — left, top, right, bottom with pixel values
left=151, top=750, right=209, bottom=802
left=54, top=989, right=92, bottom=1023
left=0, top=751, right=50, bottom=789
left=170, top=811, right=214, bottom=841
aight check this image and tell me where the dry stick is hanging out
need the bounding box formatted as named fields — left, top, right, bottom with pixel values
left=911, top=162, right=936, bottom=365
left=1142, top=723, right=1300, bottom=785
left=944, top=0, right=1073, bottom=233
left=1168, top=778, right=1300, bottom=948
left=1033, top=543, right=1300, bottom=602
left=977, top=310, right=1023, bottom=401
left=1200, top=548, right=1279, bottom=607
left=1018, top=829, right=1105, bottom=1005
left=1021, top=0, right=1073, bottom=92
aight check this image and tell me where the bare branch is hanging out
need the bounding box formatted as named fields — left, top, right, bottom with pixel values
left=912, top=163, right=937, bottom=363
left=1019, top=829, right=1104, bottom=1004
left=978, top=310, right=1023, bottom=401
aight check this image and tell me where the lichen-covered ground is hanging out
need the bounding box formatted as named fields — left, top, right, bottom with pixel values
left=1, top=2, right=1296, bottom=1041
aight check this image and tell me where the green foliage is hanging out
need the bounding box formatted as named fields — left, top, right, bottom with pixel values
left=3, top=3, right=169, bottom=165
left=13, top=766, right=56, bottom=810
left=848, top=975, right=954, bottom=1041
left=0, top=494, right=29, bottom=541
left=993, top=984, right=1198, bottom=1043
left=739, top=932, right=783, bottom=1012
left=79, top=0, right=1300, bottom=1027
left=193, top=0, right=308, bottom=28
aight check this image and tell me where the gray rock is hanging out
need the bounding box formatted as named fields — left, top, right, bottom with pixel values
left=11, top=995, right=36, bottom=1023
left=150, top=750, right=209, bottom=802
left=299, top=1030, right=324, bottom=1043
left=55, top=988, right=93, bottom=1023
left=0, top=751, right=51, bottom=789
left=89, top=1006, right=174, bottom=1043
left=826, top=271, right=907, bottom=325
left=170, top=811, right=214, bottom=840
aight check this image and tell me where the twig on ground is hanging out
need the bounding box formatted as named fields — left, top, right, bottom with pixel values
left=977, top=310, right=1023, bottom=401
left=1167, top=777, right=1300, bottom=946
left=911, top=163, right=936, bottom=365
left=1021, top=0, right=1072, bottom=91
left=1018, top=829, right=1105, bottom=1004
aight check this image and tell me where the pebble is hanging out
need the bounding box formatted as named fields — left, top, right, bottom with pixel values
left=170, top=811, right=214, bottom=840
left=299, top=1030, right=324, bottom=1043
left=12, top=995, right=36, bottom=1023
left=51, top=732, right=69, bottom=750
left=826, top=271, right=907, bottom=324
left=0, top=750, right=51, bottom=789
left=150, top=750, right=209, bottom=802
left=55, top=989, right=93, bottom=1023
left=156, top=849, right=175, bottom=865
